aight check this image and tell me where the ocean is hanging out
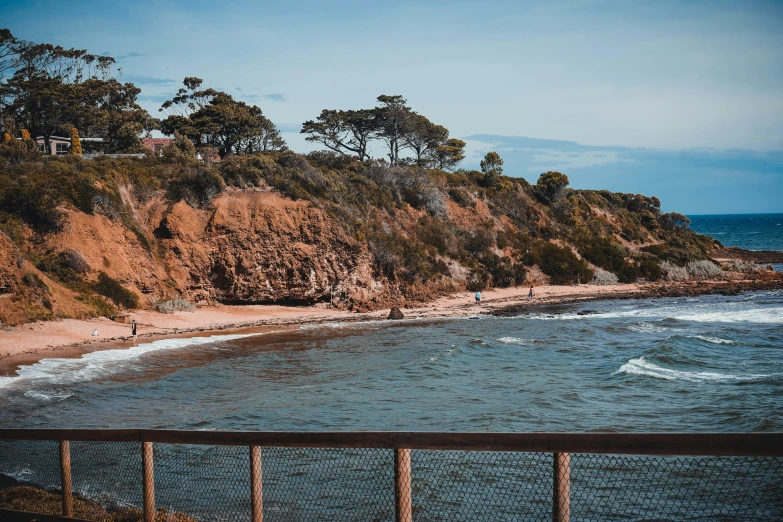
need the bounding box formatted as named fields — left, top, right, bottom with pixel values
left=689, top=213, right=783, bottom=252
left=1, top=214, right=782, bottom=519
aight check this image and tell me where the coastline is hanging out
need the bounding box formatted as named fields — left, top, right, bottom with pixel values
left=2, top=277, right=782, bottom=375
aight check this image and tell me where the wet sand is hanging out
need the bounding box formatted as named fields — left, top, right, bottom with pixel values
left=1, top=279, right=781, bottom=374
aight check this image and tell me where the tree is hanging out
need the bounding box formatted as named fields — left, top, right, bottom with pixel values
left=0, top=30, right=152, bottom=153
left=480, top=151, right=503, bottom=186
left=301, top=109, right=375, bottom=160
left=430, top=138, right=466, bottom=170
left=235, top=105, right=287, bottom=154
left=160, top=81, right=286, bottom=158
left=374, top=94, right=413, bottom=166
left=535, top=171, right=570, bottom=203
left=70, top=127, right=81, bottom=154
left=402, top=113, right=448, bottom=166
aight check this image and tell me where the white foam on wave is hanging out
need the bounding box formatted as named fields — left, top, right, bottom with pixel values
left=496, top=337, right=542, bottom=346
left=0, top=332, right=267, bottom=390
left=627, top=322, right=669, bottom=333
left=617, top=357, right=771, bottom=383
left=527, top=304, right=783, bottom=324
left=24, top=389, right=73, bottom=402
left=690, top=335, right=736, bottom=345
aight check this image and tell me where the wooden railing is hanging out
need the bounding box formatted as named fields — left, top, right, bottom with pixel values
left=0, top=430, right=781, bottom=522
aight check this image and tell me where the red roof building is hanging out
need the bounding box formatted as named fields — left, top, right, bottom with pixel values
left=142, top=137, right=172, bottom=155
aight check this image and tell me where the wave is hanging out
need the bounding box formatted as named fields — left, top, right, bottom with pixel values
left=496, top=337, right=543, bottom=346
left=24, top=389, right=73, bottom=402
left=0, top=332, right=270, bottom=390
left=689, top=335, right=736, bottom=345
left=527, top=305, right=783, bottom=324
left=617, top=357, right=772, bottom=383
left=627, top=322, right=669, bottom=333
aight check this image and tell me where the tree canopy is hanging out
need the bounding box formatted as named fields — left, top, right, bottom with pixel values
left=0, top=28, right=154, bottom=153
left=300, top=94, right=466, bottom=169
left=159, top=78, right=286, bottom=158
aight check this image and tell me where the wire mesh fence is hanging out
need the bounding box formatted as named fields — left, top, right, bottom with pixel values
left=0, top=436, right=782, bottom=521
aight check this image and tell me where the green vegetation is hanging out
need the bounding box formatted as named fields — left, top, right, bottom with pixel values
left=0, top=27, right=727, bottom=319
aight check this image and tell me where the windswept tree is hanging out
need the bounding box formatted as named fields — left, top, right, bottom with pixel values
left=301, top=109, right=375, bottom=160
left=302, top=94, right=465, bottom=169
left=430, top=138, right=466, bottom=170
left=374, top=94, right=413, bottom=166
left=402, top=113, right=448, bottom=166
left=160, top=78, right=286, bottom=158
left=480, top=151, right=504, bottom=186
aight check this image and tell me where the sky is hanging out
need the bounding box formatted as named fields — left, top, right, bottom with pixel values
left=2, top=0, right=782, bottom=214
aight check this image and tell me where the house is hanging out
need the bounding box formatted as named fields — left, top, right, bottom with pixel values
left=34, top=135, right=104, bottom=155
left=141, top=137, right=172, bottom=155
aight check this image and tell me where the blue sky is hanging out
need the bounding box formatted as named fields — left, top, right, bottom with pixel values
left=2, top=0, right=782, bottom=214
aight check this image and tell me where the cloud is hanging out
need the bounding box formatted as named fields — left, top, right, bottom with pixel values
left=115, top=51, right=147, bottom=60
left=124, top=75, right=177, bottom=85
left=137, top=93, right=174, bottom=103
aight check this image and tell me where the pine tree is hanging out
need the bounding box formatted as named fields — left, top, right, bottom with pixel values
left=70, top=127, right=83, bottom=155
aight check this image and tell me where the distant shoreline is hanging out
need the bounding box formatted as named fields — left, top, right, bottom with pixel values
left=2, top=275, right=782, bottom=377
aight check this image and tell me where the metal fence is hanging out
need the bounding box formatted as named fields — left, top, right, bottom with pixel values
left=0, top=430, right=781, bottom=521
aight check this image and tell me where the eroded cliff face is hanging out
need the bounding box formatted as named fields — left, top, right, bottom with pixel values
left=153, top=190, right=377, bottom=305
left=1, top=188, right=390, bottom=325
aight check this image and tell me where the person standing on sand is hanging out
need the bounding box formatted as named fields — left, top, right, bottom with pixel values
left=475, top=290, right=482, bottom=305
left=528, top=286, right=535, bottom=299
left=131, top=319, right=137, bottom=344
left=92, top=328, right=99, bottom=336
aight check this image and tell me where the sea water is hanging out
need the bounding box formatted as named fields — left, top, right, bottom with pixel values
left=689, top=213, right=783, bottom=252
left=1, top=291, right=781, bottom=432
left=1, top=215, right=782, bottom=519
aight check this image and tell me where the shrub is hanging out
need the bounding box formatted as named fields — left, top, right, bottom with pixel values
left=592, top=268, right=619, bottom=285
left=724, top=260, right=759, bottom=273
left=447, top=187, right=475, bottom=208
left=77, top=293, right=117, bottom=317
left=94, top=272, right=140, bottom=309
left=638, top=257, right=663, bottom=281
left=534, top=171, right=570, bottom=203
left=0, top=484, right=197, bottom=522
left=156, top=297, right=196, bottom=314
left=524, top=241, right=593, bottom=285
left=659, top=261, right=688, bottom=281
left=686, top=260, right=721, bottom=279
left=167, top=168, right=225, bottom=208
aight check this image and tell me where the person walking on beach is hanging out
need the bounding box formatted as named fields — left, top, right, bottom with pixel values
left=528, top=286, right=535, bottom=299
left=475, top=290, right=482, bottom=305
left=131, top=319, right=137, bottom=344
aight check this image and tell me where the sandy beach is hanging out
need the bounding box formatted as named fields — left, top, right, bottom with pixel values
left=1, top=279, right=780, bottom=373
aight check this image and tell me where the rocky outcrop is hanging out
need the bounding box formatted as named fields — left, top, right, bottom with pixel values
left=24, top=189, right=389, bottom=316
left=388, top=306, right=404, bottom=320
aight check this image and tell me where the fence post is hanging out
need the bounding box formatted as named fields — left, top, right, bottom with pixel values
left=552, top=452, right=571, bottom=522
left=59, top=440, right=73, bottom=518
left=250, top=446, right=263, bottom=522
left=142, top=441, right=155, bottom=522
left=394, top=448, right=412, bottom=522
